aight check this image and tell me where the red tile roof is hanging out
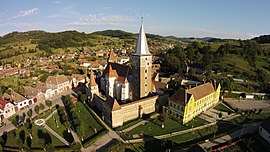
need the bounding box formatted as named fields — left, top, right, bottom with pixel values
left=102, top=63, right=132, bottom=83
left=0, top=98, right=12, bottom=110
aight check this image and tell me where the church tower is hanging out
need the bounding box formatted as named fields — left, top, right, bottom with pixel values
left=132, top=18, right=152, bottom=101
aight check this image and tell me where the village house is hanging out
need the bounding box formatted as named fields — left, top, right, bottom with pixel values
left=94, top=50, right=105, bottom=57
left=0, top=98, right=16, bottom=120
left=153, top=81, right=168, bottom=95
left=0, top=67, right=19, bottom=79
left=90, top=61, right=104, bottom=70
left=45, top=75, right=71, bottom=94
left=23, top=85, right=45, bottom=103
left=2, top=89, right=33, bottom=110
left=36, top=82, right=54, bottom=99
left=70, top=74, right=87, bottom=88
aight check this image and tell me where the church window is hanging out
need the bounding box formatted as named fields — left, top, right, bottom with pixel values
left=146, top=58, right=147, bottom=60
left=147, top=63, right=149, bottom=65
left=145, top=84, right=147, bottom=86
left=145, top=70, right=147, bottom=73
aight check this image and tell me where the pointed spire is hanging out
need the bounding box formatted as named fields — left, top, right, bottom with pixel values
left=89, top=69, right=97, bottom=87
left=134, top=17, right=151, bottom=55
left=108, top=50, right=117, bottom=63
left=108, top=64, right=118, bottom=77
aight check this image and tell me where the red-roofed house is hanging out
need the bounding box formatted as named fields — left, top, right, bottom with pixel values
left=0, top=98, right=16, bottom=120
left=2, top=88, right=34, bottom=110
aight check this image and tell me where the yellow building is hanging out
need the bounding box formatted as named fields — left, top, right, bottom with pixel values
left=169, top=82, right=221, bottom=124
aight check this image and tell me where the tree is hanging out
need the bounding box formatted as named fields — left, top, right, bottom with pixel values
left=218, top=112, right=223, bottom=119
left=45, top=100, right=52, bottom=109
left=27, top=110, right=33, bottom=120
left=40, top=103, right=45, bottom=111
left=258, top=108, right=263, bottom=114
left=64, top=121, right=71, bottom=132
left=34, top=105, right=40, bottom=114
left=80, top=94, right=87, bottom=104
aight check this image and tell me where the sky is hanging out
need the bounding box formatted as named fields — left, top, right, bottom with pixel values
left=0, top=0, right=269, bottom=39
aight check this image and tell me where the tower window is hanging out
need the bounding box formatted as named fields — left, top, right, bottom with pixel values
left=146, top=58, right=147, bottom=60
left=145, top=84, right=147, bottom=86
left=145, top=70, right=147, bottom=73
left=147, top=63, right=149, bottom=65
left=145, top=77, right=147, bottom=79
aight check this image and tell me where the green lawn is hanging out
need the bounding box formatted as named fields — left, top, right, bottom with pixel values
left=115, top=118, right=143, bottom=131
left=214, top=103, right=234, bottom=113
left=74, top=102, right=104, bottom=140
left=3, top=125, right=65, bottom=149
left=126, top=117, right=207, bottom=139
left=46, top=112, right=74, bottom=143
left=33, top=107, right=57, bottom=120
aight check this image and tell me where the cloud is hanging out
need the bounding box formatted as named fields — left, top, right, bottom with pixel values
left=53, top=1, right=60, bottom=4
left=66, top=14, right=134, bottom=26
left=11, top=8, right=39, bottom=19
left=14, top=22, right=43, bottom=28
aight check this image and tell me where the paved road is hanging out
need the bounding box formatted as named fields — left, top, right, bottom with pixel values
left=199, top=122, right=261, bottom=150
left=225, top=98, right=270, bottom=110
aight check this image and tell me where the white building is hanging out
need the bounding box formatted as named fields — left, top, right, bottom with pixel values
left=2, top=89, right=33, bottom=110
left=100, top=63, right=132, bottom=103
left=45, top=75, right=71, bottom=94
left=0, top=98, right=16, bottom=120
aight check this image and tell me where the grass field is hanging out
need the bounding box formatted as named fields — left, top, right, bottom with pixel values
left=74, top=102, right=104, bottom=140
left=214, top=102, right=234, bottom=113
left=3, top=125, right=65, bottom=149
left=46, top=112, right=74, bottom=143
left=126, top=117, right=207, bottom=139
left=0, top=75, right=37, bottom=94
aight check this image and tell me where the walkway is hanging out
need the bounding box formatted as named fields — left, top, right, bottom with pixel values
left=121, top=113, right=159, bottom=133
left=199, top=122, right=261, bottom=150
left=44, top=110, right=57, bottom=121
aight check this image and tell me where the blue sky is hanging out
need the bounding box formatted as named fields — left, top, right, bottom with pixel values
left=0, top=0, right=269, bottom=39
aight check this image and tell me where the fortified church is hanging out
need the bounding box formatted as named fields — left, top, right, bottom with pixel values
left=89, top=19, right=159, bottom=128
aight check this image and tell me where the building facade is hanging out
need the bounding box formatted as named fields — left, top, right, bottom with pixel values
left=169, top=82, right=221, bottom=124
left=45, top=75, right=71, bottom=94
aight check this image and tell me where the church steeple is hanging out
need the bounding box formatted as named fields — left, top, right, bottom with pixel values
left=132, top=18, right=152, bottom=101
left=134, top=17, right=151, bottom=55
